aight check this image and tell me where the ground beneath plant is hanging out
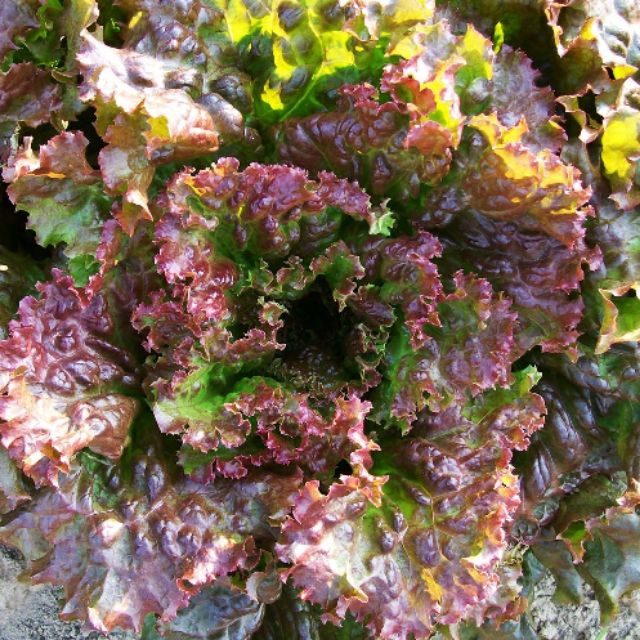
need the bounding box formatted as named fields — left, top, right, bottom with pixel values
left=1, top=545, right=639, bottom=640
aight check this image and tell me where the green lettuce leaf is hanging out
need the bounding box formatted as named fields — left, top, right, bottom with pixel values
left=3, top=131, right=111, bottom=260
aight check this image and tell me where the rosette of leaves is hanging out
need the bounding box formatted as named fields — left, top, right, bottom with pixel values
left=131, top=158, right=383, bottom=476
left=1, top=0, right=640, bottom=639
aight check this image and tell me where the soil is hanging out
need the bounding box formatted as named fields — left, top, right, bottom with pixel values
left=1, top=545, right=640, bottom=640
left=529, top=573, right=640, bottom=639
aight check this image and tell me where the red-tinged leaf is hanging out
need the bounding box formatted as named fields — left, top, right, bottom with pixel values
left=500, top=228, right=594, bottom=353
left=141, top=350, right=285, bottom=455
left=76, top=30, right=221, bottom=234
left=360, top=232, right=443, bottom=345
left=0, top=270, right=140, bottom=486
left=152, top=165, right=343, bottom=318
left=89, top=218, right=163, bottom=316
left=136, top=306, right=286, bottom=451
left=0, top=62, right=62, bottom=162
left=180, top=390, right=377, bottom=482
left=2, top=131, right=111, bottom=259
left=419, top=139, right=600, bottom=355
left=276, top=83, right=447, bottom=201
left=371, top=271, right=517, bottom=430
left=0, top=0, right=39, bottom=59
left=430, top=272, right=517, bottom=399
left=156, top=159, right=376, bottom=269
left=135, top=160, right=383, bottom=448
left=0, top=427, right=301, bottom=634
left=277, top=370, right=545, bottom=639
left=489, top=47, right=566, bottom=152
left=463, top=114, right=592, bottom=247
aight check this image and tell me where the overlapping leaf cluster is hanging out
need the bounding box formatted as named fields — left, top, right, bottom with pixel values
left=0, top=0, right=639, bottom=638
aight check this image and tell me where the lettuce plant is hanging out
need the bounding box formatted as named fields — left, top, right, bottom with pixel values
left=0, top=1, right=639, bottom=638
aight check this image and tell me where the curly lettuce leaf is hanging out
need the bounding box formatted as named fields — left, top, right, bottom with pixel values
left=2, top=131, right=111, bottom=260
left=437, top=214, right=598, bottom=356
left=134, top=159, right=385, bottom=451
left=276, top=369, right=544, bottom=639
left=0, top=421, right=301, bottom=634
left=179, top=390, right=377, bottom=486
left=0, top=62, right=62, bottom=161
left=488, top=46, right=566, bottom=151
left=381, top=21, right=487, bottom=139
left=358, top=231, right=443, bottom=344
left=418, top=115, right=599, bottom=356
left=371, top=268, right=517, bottom=431
left=0, top=270, right=140, bottom=486
left=461, top=114, right=591, bottom=245
left=277, top=83, right=439, bottom=201
left=76, top=30, right=222, bottom=233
